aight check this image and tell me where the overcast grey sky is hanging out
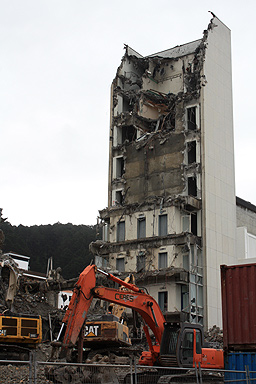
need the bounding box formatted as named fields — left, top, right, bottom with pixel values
left=1, top=0, right=255, bottom=226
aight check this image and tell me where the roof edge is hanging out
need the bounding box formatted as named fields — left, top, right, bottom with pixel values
left=236, top=196, right=256, bottom=214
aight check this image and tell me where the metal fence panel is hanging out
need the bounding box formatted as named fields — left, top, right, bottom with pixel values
left=3, top=359, right=256, bottom=384
left=38, top=362, right=132, bottom=384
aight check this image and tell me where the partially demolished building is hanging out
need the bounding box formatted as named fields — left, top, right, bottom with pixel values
left=92, top=17, right=237, bottom=328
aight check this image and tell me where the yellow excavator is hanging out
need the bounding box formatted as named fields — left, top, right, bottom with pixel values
left=0, top=313, right=42, bottom=360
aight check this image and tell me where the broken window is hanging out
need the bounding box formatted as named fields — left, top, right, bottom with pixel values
left=159, top=214, right=167, bottom=236
left=113, top=125, right=137, bottom=146
left=182, top=213, right=197, bottom=235
left=117, top=221, right=125, bottom=242
left=116, top=257, right=125, bottom=272
left=122, top=96, right=133, bottom=113
left=187, top=107, right=197, bottom=130
left=113, top=157, right=124, bottom=179
left=122, top=125, right=137, bottom=143
left=188, top=177, right=197, bottom=197
left=137, top=217, right=146, bottom=239
left=113, top=190, right=123, bottom=206
left=158, top=291, right=168, bottom=312
left=187, top=141, right=196, bottom=164
left=137, top=252, right=146, bottom=272
left=95, top=255, right=108, bottom=269
left=158, top=252, right=167, bottom=269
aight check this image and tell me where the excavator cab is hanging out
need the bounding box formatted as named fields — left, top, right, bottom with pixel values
left=160, top=322, right=224, bottom=369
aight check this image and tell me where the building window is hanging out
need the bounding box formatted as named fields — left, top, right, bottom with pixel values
left=181, top=285, right=189, bottom=312
left=182, top=214, right=197, bottom=235
left=122, top=125, right=137, bottom=143
left=182, top=215, right=190, bottom=232
left=187, top=141, right=196, bottom=164
left=117, top=221, right=125, bottom=242
left=137, top=217, right=146, bottom=239
left=183, top=253, right=189, bottom=270
left=113, top=157, right=124, bottom=179
left=158, top=291, right=168, bottom=312
left=137, top=252, right=146, bottom=272
left=116, top=257, right=125, bottom=272
left=113, top=125, right=137, bottom=146
left=122, top=95, right=133, bottom=113
left=187, top=107, right=197, bottom=130
left=102, top=223, right=109, bottom=242
left=159, top=214, right=167, bottom=236
left=158, top=252, right=167, bottom=269
left=191, top=213, right=197, bottom=236
left=113, top=190, right=123, bottom=206
left=188, top=177, right=197, bottom=197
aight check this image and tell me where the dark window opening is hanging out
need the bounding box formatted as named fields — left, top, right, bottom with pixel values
left=187, top=107, right=197, bottom=130
left=116, top=257, right=125, bottom=272
left=137, top=253, right=146, bottom=272
left=188, top=141, right=196, bottom=164
left=163, top=112, right=175, bottom=131
left=158, top=252, right=167, bottom=269
left=115, top=191, right=123, bottom=205
left=159, top=214, right=168, bottom=236
left=137, top=217, right=146, bottom=239
left=117, top=221, right=125, bottom=242
left=158, top=291, right=168, bottom=312
left=191, top=213, right=197, bottom=236
left=188, top=177, right=197, bottom=197
left=123, top=96, right=133, bottom=113
left=122, top=126, right=137, bottom=143
left=115, top=157, right=124, bottom=178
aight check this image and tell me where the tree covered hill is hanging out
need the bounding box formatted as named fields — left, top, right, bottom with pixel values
left=0, top=221, right=97, bottom=279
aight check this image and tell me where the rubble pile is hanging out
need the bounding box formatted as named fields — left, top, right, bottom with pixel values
left=204, top=325, right=223, bottom=349
left=45, top=365, right=124, bottom=384
left=0, top=364, right=52, bottom=384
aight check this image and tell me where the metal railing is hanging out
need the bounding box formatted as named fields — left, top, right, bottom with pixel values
left=1, top=354, right=256, bottom=384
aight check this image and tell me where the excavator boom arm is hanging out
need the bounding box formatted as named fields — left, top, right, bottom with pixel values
left=61, top=265, right=165, bottom=356
left=62, top=265, right=96, bottom=347
left=93, top=286, right=165, bottom=345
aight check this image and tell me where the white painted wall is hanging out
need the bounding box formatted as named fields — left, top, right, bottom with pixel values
left=201, top=18, right=236, bottom=327
left=146, top=281, right=180, bottom=313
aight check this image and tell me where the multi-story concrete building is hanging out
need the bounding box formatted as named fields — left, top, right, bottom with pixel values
left=91, top=16, right=237, bottom=328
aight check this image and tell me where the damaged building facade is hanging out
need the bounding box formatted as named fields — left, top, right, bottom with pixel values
left=91, top=17, right=237, bottom=328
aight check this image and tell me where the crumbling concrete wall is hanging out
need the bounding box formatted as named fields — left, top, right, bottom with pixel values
left=109, top=35, right=206, bottom=209
left=93, top=18, right=231, bottom=327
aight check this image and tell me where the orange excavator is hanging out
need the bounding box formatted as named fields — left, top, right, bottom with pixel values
left=57, top=264, right=224, bottom=370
